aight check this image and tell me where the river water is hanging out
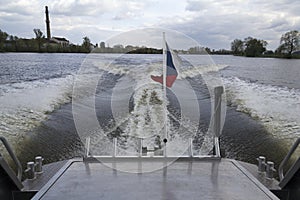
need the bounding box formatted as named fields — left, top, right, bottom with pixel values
left=0, top=53, right=299, bottom=171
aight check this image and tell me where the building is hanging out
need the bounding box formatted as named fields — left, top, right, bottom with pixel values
left=292, top=50, right=300, bottom=55
left=50, top=37, right=69, bottom=47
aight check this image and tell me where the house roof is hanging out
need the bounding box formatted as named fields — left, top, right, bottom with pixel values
left=51, top=37, right=69, bottom=42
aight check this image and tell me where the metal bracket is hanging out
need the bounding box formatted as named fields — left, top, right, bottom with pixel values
left=0, top=136, right=22, bottom=181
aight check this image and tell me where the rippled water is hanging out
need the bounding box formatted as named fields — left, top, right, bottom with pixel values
left=0, top=53, right=299, bottom=172
left=217, top=55, right=300, bottom=150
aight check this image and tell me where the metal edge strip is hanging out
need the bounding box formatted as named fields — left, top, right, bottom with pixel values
left=230, top=159, right=279, bottom=200
left=31, top=158, right=82, bottom=200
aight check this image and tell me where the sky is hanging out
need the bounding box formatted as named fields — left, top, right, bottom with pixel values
left=0, top=0, right=299, bottom=50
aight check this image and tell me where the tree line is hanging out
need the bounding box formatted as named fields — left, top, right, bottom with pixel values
left=0, top=28, right=163, bottom=54
left=231, top=30, right=300, bottom=58
left=92, top=43, right=163, bottom=54
left=1, top=28, right=299, bottom=57
left=0, top=29, right=92, bottom=53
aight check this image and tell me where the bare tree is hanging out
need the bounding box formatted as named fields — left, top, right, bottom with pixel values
left=33, top=29, right=45, bottom=52
left=279, top=30, right=299, bottom=56
left=231, top=39, right=244, bottom=55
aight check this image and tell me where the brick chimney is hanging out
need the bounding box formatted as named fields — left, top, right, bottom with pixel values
left=45, top=6, right=51, bottom=40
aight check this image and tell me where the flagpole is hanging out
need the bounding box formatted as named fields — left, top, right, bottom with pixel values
left=162, top=32, right=168, bottom=157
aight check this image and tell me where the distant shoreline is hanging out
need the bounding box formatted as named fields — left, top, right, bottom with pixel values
left=232, top=54, right=300, bottom=59
left=1, top=51, right=299, bottom=59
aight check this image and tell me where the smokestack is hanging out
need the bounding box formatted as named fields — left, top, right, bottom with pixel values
left=45, top=6, right=51, bottom=40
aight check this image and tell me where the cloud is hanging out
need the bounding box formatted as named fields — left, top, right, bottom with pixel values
left=0, top=0, right=41, bottom=16
left=49, top=0, right=114, bottom=16
left=185, top=0, right=210, bottom=12
left=0, top=0, right=299, bottom=49
left=159, top=0, right=300, bottom=50
left=105, top=28, right=200, bottom=50
left=48, top=0, right=148, bottom=20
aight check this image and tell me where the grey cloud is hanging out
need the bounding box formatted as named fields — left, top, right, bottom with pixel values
left=105, top=28, right=199, bottom=50
left=0, top=1, right=39, bottom=16
left=112, top=11, right=142, bottom=21
left=160, top=12, right=261, bottom=48
left=161, top=0, right=300, bottom=50
left=52, top=26, right=117, bottom=45
left=0, top=13, right=33, bottom=22
left=50, top=1, right=106, bottom=16
left=1, top=0, right=299, bottom=50
left=185, top=0, right=210, bottom=11
left=49, top=0, right=147, bottom=18
left=265, top=18, right=293, bottom=33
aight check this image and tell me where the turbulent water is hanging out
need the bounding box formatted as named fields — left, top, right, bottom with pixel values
left=217, top=56, right=300, bottom=145
left=0, top=53, right=299, bottom=171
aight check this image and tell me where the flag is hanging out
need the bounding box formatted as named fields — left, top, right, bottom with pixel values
left=151, top=42, right=180, bottom=88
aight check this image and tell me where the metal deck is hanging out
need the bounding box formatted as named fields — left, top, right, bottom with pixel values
left=32, top=158, right=279, bottom=200
left=23, top=160, right=68, bottom=191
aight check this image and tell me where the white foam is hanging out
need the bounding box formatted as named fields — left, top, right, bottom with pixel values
left=224, top=77, right=300, bottom=143
left=74, top=54, right=224, bottom=156
left=111, top=83, right=209, bottom=155
left=0, top=76, right=74, bottom=145
left=89, top=53, right=228, bottom=80
left=178, top=64, right=228, bottom=79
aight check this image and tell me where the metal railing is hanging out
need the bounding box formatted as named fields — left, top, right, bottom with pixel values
left=84, top=86, right=224, bottom=159
left=278, top=137, right=300, bottom=181
left=84, top=136, right=218, bottom=159
left=213, top=86, right=224, bottom=157
left=0, top=136, right=23, bottom=181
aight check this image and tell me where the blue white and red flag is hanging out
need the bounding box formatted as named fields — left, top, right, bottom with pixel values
left=151, top=42, right=179, bottom=87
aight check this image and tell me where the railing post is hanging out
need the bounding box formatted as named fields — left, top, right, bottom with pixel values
left=279, top=138, right=300, bottom=180
left=84, top=136, right=91, bottom=158
left=163, top=138, right=168, bottom=157
left=142, top=147, right=148, bottom=156
left=0, top=136, right=23, bottom=181
left=214, top=137, right=220, bottom=157
left=214, top=86, right=223, bottom=157
left=188, top=138, right=193, bottom=157
left=113, top=138, right=117, bottom=157
left=138, top=138, right=143, bottom=157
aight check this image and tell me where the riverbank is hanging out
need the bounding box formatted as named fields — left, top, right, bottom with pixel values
left=232, top=54, right=300, bottom=59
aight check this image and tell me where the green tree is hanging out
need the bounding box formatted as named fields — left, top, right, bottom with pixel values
left=205, top=47, right=211, bottom=54
left=279, top=30, right=299, bottom=56
left=244, top=37, right=267, bottom=57
left=231, top=39, right=244, bottom=55
left=33, top=29, right=45, bottom=52
left=16, top=38, right=25, bottom=52
left=82, top=36, right=91, bottom=52
left=6, top=35, right=16, bottom=51
left=0, top=29, right=8, bottom=51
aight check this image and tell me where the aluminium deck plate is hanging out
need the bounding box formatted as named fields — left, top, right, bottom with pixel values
left=32, top=158, right=279, bottom=200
